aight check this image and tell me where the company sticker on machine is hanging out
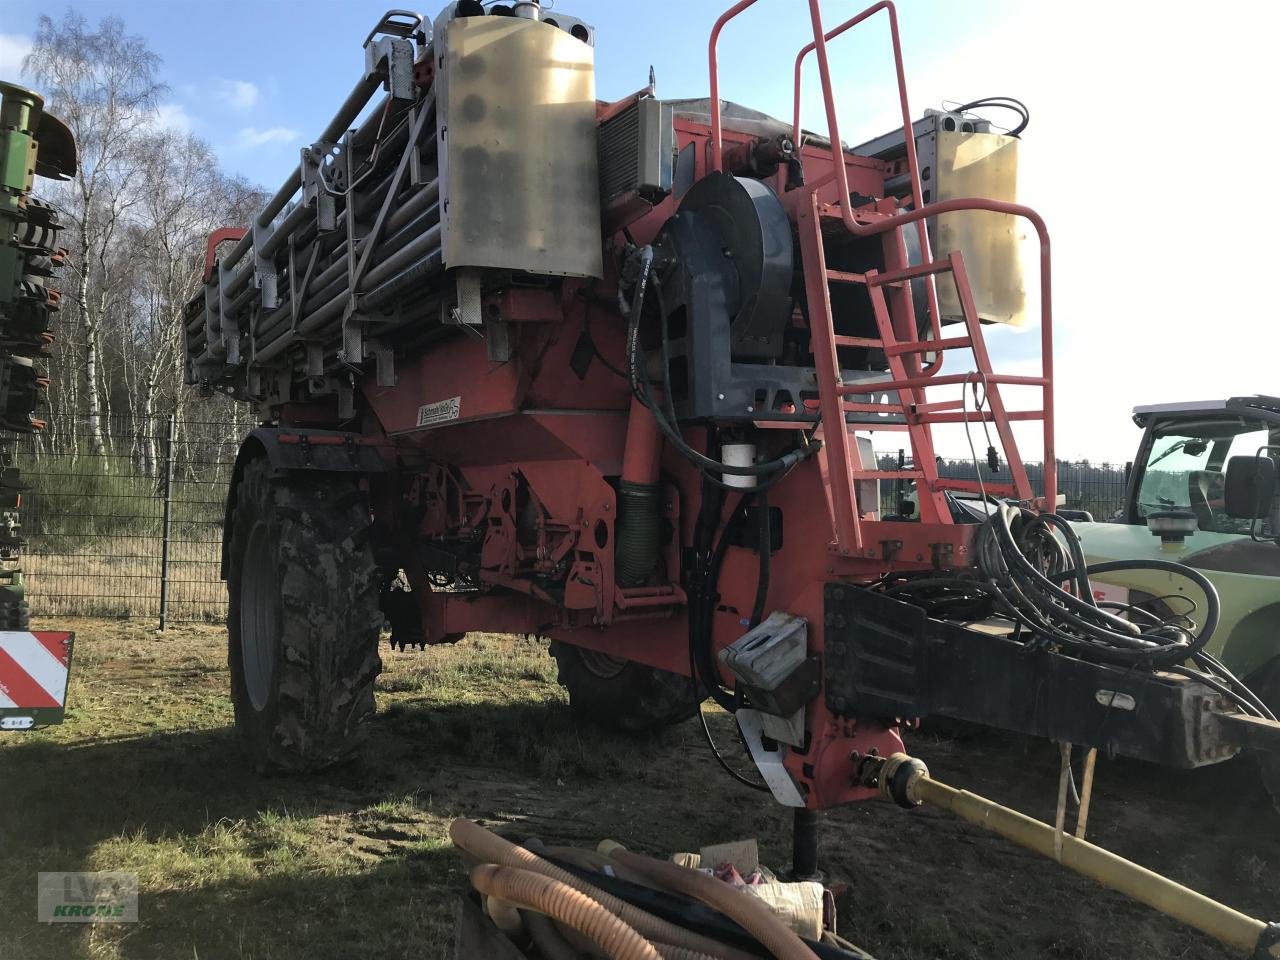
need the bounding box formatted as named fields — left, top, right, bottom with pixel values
left=417, top=396, right=461, bottom=428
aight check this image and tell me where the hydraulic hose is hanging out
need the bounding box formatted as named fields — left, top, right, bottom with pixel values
left=749, top=488, right=771, bottom=629
left=449, top=820, right=756, bottom=960
left=974, top=506, right=1222, bottom=668
left=471, top=864, right=661, bottom=960
left=604, top=844, right=822, bottom=960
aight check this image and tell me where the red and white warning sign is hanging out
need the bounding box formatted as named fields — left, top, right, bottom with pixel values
left=0, top=632, right=72, bottom=713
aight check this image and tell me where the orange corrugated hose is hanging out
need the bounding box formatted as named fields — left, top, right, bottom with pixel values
left=472, top=864, right=661, bottom=960
left=606, top=846, right=821, bottom=960
left=449, top=819, right=756, bottom=960
left=522, top=909, right=583, bottom=960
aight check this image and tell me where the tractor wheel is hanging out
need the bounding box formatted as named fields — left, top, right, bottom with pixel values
left=1250, top=661, right=1280, bottom=810
left=550, top=641, right=697, bottom=734
left=226, top=458, right=383, bottom=773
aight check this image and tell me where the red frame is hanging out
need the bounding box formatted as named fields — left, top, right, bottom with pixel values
left=277, top=1, right=1061, bottom=812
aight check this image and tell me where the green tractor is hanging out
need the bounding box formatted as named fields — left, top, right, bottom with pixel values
left=1074, top=396, right=1280, bottom=803
left=0, top=80, right=76, bottom=730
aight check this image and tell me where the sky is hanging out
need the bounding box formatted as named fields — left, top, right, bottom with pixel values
left=2, top=0, right=1277, bottom=464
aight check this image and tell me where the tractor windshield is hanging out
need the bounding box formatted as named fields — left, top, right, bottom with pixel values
left=1136, top=416, right=1278, bottom=533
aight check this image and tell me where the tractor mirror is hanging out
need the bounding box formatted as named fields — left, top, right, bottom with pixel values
left=1224, top=455, right=1277, bottom=519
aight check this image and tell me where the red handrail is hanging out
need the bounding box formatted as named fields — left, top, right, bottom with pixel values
left=707, top=0, right=757, bottom=176
left=707, top=0, right=1057, bottom=510
left=793, top=2, right=941, bottom=345
left=795, top=0, right=1056, bottom=509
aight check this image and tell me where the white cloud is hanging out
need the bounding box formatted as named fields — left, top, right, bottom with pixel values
left=236, top=126, right=299, bottom=149
left=216, top=79, right=260, bottom=111
left=151, top=103, right=194, bottom=134
left=0, top=34, right=32, bottom=78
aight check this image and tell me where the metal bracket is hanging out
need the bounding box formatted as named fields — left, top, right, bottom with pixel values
left=217, top=257, right=239, bottom=366
left=370, top=338, right=396, bottom=387
left=299, top=144, right=338, bottom=233
left=485, top=319, right=511, bottom=364
left=364, top=36, right=416, bottom=101
left=449, top=268, right=483, bottom=326
left=340, top=305, right=366, bottom=366
left=305, top=343, right=324, bottom=378
left=251, top=218, right=279, bottom=310
left=736, top=709, right=806, bottom=807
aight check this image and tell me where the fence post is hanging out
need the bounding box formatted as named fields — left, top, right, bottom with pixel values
left=159, top=412, right=177, bottom=631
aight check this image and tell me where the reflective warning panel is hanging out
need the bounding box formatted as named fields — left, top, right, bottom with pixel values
left=0, top=631, right=73, bottom=729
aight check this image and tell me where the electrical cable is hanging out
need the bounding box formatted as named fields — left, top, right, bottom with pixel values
left=748, top=487, right=771, bottom=630
left=580, top=287, right=629, bottom=381
left=954, top=96, right=1030, bottom=137
left=880, top=509, right=1225, bottom=673
left=680, top=473, right=773, bottom=791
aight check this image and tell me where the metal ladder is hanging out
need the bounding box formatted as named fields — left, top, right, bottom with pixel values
left=708, top=0, right=1057, bottom=557
left=799, top=201, right=1043, bottom=555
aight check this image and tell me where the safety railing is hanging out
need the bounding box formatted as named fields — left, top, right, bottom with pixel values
left=706, top=0, right=1057, bottom=509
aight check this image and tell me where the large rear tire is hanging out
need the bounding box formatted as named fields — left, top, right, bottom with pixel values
left=1250, top=660, right=1280, bottom=811
left=550, top=642, right=697, bottom=734
left=226, top=458, right=383, bottom=773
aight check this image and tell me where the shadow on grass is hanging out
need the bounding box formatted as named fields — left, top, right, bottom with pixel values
left=0, top=692, right=709, bottom=960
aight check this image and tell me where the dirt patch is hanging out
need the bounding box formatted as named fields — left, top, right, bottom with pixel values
left=1, top=617, right=1275, bottom=960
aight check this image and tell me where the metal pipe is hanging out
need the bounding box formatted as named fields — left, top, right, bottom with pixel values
left=360, top=222, right=441, bottom=290
left=158, top=412, right=176, bottom=632
left=236, top=179, right=441, bottom=343
left=707, top=1, right=757, bottom=176
left=362, top=248, right=444, bottom=310
left=258, top=199, right=310, bottom=259
left=222, top=72, right=384, bottom=269
left=215, top=95, right=436, bottom=313
left=253, top=235, right=442, bottom=366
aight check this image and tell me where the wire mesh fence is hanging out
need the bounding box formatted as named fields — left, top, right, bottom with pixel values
left=875, top=451, right=1129, bottom=520
left=15, top=414, right=240, bottom=623
left=9, top=415, right=1132, bottom=624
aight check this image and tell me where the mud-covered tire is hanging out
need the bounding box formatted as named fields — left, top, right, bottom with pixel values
left=226, top=458, right=383, bottom=773
left=550, top=641, right=697, bottom=734
left=1249, top=660, right=1280, bottom=811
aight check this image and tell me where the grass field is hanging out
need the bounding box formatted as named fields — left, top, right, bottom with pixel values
left=2, top=618, right=1277, bottom=960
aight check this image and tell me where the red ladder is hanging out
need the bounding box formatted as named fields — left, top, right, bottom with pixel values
left=798, top=199, right=1048, bottom=556
left=707, top=0, right=1058, bottom=557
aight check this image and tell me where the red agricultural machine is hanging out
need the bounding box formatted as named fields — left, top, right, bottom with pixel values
left=187, top=2, right=1280, bottom=954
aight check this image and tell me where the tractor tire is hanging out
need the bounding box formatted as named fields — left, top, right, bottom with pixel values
left=226, top=458, right=383, bottom=773
left=1250, top=661, right=1280, bottom=811
left=550, top=641, right=697, bottom=734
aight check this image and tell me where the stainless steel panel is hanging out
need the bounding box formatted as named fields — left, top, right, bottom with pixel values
left=437, top=16, right=602, bottom=279
left=934, top=130, right=1026, bottom=326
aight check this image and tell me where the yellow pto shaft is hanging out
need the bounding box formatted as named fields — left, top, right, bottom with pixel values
left=871, top=753, right=1280, bottom=957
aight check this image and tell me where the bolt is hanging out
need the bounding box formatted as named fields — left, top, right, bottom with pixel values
left=717, top=393, right=726, bottom=400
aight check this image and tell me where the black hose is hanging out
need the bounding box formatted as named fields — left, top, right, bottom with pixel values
left=955, top=96, right=1030, bottom=137
left=974, top=505, right=1221, bottom=667
left=692, top=493, right=748, bottom=712
left=749, top=488, right=771, bottom=629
